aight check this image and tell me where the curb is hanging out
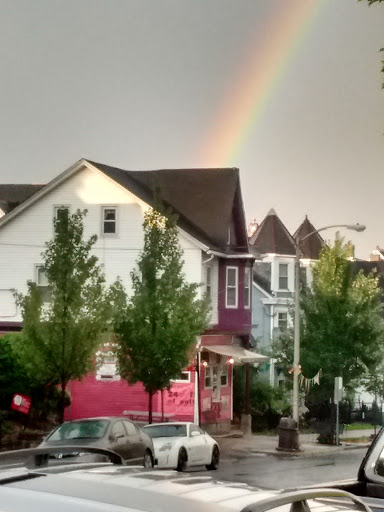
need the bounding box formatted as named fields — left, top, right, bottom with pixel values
left=218, top=442, right=371, bottom=459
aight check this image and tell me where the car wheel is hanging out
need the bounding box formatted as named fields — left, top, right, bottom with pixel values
left=176, top=447, right=188, bottom=472
left=206, top=445, right=220, bottom=470
left=143, top=450, right=154, bottom=469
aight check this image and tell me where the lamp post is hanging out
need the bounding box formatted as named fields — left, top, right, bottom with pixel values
left=292, top=223, right=366, bottom=426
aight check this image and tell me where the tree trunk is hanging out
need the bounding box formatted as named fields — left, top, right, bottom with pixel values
left=59, top=381, right=67, bottom=424
left=148, top=390, right=153, bottom=424
left=161, top=389, right=164, bottom=422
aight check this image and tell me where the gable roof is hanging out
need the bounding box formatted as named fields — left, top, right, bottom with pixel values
left=293, top=216, right=325, bottom=260
left=87, top=161, right=249, bottom=253
left=248, top=208, right=296, bottom=256
left=0, top=159, right=249, bottom=254
left=0, top=184, right=45, bottom=215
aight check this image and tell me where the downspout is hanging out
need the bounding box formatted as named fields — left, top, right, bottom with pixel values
left=270, top=304, right=275, bottom=387
left=202, top=254, right=214, bottom=265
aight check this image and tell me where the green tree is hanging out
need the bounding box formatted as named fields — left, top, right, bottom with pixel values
left=233, top=366, right=290, bottom=431
left=114, top=205, right=210, bottom=423
left=273, top=241, right=384, bottom=416
left=17, top=209, right=118, bottom=422
left=301, top=241, right=384, bottom=393
left=0, top=333, right=30, bottom=410
left=362, top=360, right=384, bottom=406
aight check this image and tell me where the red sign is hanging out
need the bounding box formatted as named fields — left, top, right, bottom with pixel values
left=11, top=394, right=31, bottom=414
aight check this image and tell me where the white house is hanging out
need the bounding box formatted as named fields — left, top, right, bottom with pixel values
left=0, top=158, right=260, bottom=432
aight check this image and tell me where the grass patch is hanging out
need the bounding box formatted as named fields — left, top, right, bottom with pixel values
left=344, top=423, right=378, bottom=431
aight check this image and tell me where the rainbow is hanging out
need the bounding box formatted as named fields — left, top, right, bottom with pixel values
left=199, top=0, right=326, bottom=167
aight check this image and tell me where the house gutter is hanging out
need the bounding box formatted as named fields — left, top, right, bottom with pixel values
left=207, top=250, right=254, bottom=259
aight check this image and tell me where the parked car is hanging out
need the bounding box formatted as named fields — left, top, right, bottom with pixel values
left=39, top=417, right=154, bottom=467
left=0, top=445, right=371, bottom=512
left=142, top=421, right=219, bottom=471
left=323, top=427, right=384, bottom=511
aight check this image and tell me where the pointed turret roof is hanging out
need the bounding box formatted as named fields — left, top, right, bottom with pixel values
left=293, top=216, right=325, bottom=260
left=249, top=209, right=295, bottom=256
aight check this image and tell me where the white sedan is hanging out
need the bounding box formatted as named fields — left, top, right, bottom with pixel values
left=142, top=422, right=220, bottom=471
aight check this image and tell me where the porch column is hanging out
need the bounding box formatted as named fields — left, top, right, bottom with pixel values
left=241, top=362, right=252, bottom=436
left=245, top=362, right=250, bottom=414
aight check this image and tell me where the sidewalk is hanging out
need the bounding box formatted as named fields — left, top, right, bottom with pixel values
left=214, top=429, right=376, bottom=458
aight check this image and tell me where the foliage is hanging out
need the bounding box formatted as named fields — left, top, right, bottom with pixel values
left=0, top=333, right=30, bottom=410
left=361, top=360, right=384, bottom=403
left=0, top=333, right=65, bottom=421
left=114, top=204, right=210, bottom=423
left=233, top=366, right=290, bottom=430
left=17, top=209, right=119, bottom=422
left=300, top=241, right=384, bottom=394
left=345, top=422, right=377, bottom=430
left=271, top=328, right=294, bottom=389
left=370, top=401, right=382, bottom=426
left=273, top=241, right=384, bottom=417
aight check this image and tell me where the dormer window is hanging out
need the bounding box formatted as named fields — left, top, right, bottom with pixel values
left=226, top=267, right=238, bottom=308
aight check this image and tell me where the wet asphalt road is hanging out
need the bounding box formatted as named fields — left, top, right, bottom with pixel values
left=189, top=447, right=368, bottom=490
left=0, top=445, right=369, bottom=491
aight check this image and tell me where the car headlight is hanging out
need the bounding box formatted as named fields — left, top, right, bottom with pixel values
left=159, top=443, right=173, bottom=452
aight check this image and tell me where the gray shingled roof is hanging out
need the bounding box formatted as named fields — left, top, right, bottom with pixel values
left=294, top=216, right=325, bottom=259
left=89, top=160, right=249, bottom=253
left=248, top=208, right=296, bottom=256
left=0, top=184, right=45, bottom=214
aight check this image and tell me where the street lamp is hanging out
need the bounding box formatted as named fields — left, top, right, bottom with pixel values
left=292, top=223, right=366, bottom=426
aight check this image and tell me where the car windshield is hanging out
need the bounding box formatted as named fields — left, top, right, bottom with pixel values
left=47, top=420, right=110, bottom=441
left=144, top=424, right=187, bottom=438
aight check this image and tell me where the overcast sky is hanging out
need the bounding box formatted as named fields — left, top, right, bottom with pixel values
left=0, top=0, right=383, bottom=258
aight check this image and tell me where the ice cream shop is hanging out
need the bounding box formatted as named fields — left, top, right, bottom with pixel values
left=65, top=335, right=268, bottom=434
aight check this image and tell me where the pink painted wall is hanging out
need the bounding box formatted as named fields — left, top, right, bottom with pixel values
left=65, top=374, right=195, bottom=422
left=65, top=363, right=232, bottom=425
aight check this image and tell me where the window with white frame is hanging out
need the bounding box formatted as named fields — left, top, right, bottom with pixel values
left=278, top=312, right=288, bottom=332
left=205, top=266, right=212, bottom=298
left=54, top=206, right=69, bottom=223
left=102, top=206, right=117, bottom=235
left=278, top=263, right=288, bottom=290
left=244, top=267, right=251, bottom=308
left=35, top=265, right=51, bottom=302
left=226, top=266, right=238, bottom=308
left=171, top=371, right=191, bottom=383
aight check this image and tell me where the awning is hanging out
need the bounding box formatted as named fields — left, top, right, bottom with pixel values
left=204, top=345, right=270, bottom=364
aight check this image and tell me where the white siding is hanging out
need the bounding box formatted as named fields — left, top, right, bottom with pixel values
left=201, top=256, right=218, bottom=326
left=0, top=166, right=205, bottom=322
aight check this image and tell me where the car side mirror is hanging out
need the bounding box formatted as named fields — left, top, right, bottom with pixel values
left=191, top=431, right=201, bottom=437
